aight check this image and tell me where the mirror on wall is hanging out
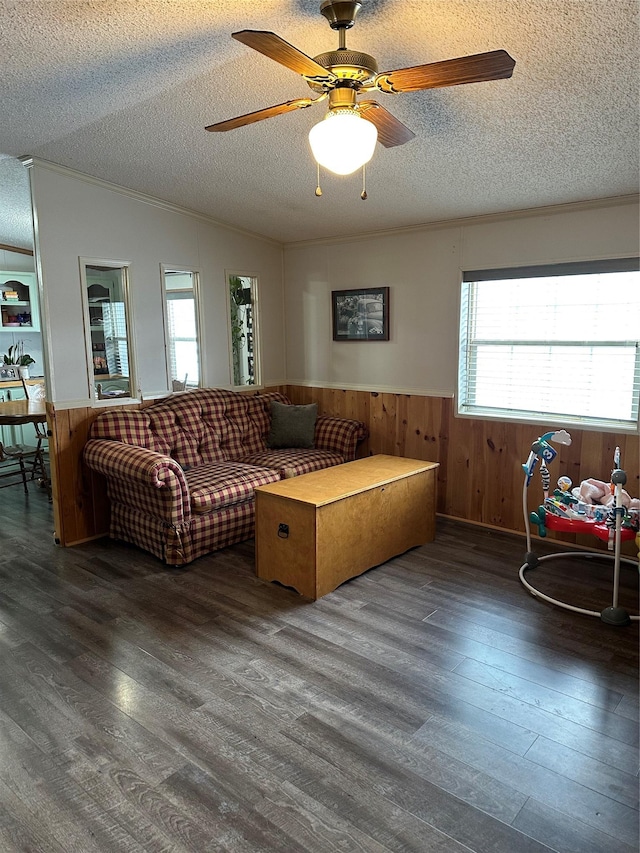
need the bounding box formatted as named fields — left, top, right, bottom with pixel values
left=161, top=267, right=201, bottom=390
left=0, top=158, right=45, bottom=389
left=228, top=273, right=259, bottom=387
left=80, top=260, right=134, bottom=400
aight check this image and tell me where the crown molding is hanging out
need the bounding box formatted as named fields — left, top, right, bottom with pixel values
left=283, top=194, right=639, bottom=250
left=0, top=242, right=33, bottom=256
left=17, top=158, right=638, bottom=253
left=20, top=157, right=283, bottom=248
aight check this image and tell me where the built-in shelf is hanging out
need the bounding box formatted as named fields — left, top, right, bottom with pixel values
left=0, top=272, right=39, bottom=332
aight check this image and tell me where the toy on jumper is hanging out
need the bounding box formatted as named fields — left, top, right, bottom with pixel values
left=519, top=430, right=639, bottom=626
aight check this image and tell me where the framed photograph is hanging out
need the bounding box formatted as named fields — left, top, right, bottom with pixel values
left=0, top=365, right=20, bottom=381
left=332, top=287, right=389, bottom=341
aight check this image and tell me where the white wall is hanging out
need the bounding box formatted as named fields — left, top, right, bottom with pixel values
left=283, top=197, right=640, bottom=395
left=28, top=161, right=285, bottom=405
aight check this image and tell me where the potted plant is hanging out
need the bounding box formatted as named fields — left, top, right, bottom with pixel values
left=3, top=341, right=36, bottom=379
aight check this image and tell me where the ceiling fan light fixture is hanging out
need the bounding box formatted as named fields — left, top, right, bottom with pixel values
left=308, top=109, right=377, bottom=175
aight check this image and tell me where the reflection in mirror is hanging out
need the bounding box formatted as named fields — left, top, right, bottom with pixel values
left=228, top=274, right=258, bottom=387
left=81, top=261, right=134, bottom=400
left=0, top=159, right=44, bottom=384
left=0, top=157, right=34, bottom=254
left=162, top=268, right=201, bottom=389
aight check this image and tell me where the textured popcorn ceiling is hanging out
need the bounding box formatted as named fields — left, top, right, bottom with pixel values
left=0, top=0, right=638, bottom=247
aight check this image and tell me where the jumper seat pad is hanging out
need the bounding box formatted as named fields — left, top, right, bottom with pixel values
left=83, top=388, right=368, bottom=565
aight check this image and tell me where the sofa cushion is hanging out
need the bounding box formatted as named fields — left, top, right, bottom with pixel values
left=239, top=448, right=344, bottom=479
left=184, top=462, right=280, bottom=514
left=267, top=401, right=317, bottom=449
left=89, top=410, right=170, bottom=455
left=147, top=404, right=214, bottom=469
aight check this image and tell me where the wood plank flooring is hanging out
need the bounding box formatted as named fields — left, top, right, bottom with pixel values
left=0, top=487, right=638, bottom=852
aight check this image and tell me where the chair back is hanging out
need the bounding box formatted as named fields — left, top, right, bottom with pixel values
left=20, top=376, right=47, bottom=403
left=21, top=376, right=46, bottom=402
left=171, top=374, right=188, bottom=392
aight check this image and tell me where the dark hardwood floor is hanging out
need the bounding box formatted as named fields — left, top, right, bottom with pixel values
left=0, top=487, right=638, bottom=852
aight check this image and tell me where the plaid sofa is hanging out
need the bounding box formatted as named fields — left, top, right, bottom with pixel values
left=83, top=388, right=367, bottom=566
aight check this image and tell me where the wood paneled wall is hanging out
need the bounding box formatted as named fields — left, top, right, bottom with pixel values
left=284, top=386, right=639, bottom=555
left=50, top=386, right=639, bottom=557
left=48, top=403, right=123, bottom=546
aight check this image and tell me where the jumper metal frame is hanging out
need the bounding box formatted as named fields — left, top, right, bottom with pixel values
left=519, top=430, right=638, bottom=626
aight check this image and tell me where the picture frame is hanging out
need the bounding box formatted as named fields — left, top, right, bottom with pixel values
left=0, top=365, right=20, bottom=381
left=332, top=287, right=390, bottom=341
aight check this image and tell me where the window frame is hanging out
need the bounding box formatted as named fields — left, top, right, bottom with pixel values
left=456, top=258, right=640, bottom=433
left=160, top=264, right=203, bottom=390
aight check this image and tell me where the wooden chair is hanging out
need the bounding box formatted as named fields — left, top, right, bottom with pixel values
left=0, top=441, right=30, bottom=493
left=171, top=374, right=188, bottom=392
left=20, top=376, right=46, bottom=403
left=18, top=376, right=50, bottom=495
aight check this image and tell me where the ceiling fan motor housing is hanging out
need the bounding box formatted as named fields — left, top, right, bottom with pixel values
left=308, top=49, right=378, bottom=92
left=320, top=1, right=362, bottom=30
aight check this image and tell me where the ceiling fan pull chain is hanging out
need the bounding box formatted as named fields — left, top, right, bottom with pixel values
left=315, top=162, right=323, bottom=197
left=361, top=163, right=368, bottom=200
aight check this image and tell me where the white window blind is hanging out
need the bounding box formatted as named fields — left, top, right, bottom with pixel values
left=102, top=302, right=129, bottom=377
left=458, top=259, right=640, bottom=431
left=166, top=293, right=199, bottom=385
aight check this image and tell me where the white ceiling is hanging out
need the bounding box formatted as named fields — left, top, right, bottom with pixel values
left=1, top=0, right=638, bottom=249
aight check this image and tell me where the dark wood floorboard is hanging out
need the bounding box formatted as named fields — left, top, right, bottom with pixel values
left=0, top=487, right=637, bottom=852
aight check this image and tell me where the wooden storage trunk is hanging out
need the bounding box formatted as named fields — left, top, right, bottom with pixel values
left=255, top=454, right=439, bottom=599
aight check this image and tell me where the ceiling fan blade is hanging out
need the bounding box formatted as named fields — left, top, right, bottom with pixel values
left=233, top=30, right=337, bottom=84
left=375, top=50, right=515, bottom=94
left=358, top=101, right=415, bottom=148
left=206, top=97, right=324, bottom=132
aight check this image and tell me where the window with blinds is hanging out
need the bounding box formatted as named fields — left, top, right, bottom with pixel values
left=457, top=259, right=640, bottom=431
left=163, top=270, right=200, bottom=388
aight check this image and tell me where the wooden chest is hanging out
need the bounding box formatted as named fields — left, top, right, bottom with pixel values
left=255, top=454, right=439, bottom=599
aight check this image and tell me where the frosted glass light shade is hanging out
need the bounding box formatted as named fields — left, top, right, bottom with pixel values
left=308, top=110, right=378, bottom=176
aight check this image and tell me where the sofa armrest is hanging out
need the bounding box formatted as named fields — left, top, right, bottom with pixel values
left=83, top=439, right=190, bottom=526
left=314, top=416, right=368, bottom=461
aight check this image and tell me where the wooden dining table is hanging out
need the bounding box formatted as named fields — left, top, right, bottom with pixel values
left=0, top=398, right=47, bottom=425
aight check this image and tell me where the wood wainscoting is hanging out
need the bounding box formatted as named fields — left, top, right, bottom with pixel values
left=283, top=386, right=639, bottom=555
left=50, top=386, right=638, bottom=554
left=48, top=402, right=126, bottom=547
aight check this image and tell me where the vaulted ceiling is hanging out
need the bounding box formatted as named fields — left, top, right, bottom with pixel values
left=1, top=0, right=638, bottom=249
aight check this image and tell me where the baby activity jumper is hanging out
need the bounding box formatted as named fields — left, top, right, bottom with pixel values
left=519, top=430, right=639, bottom=626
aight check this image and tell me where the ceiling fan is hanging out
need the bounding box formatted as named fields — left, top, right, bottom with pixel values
left=206, top=0, right=515, bottom=178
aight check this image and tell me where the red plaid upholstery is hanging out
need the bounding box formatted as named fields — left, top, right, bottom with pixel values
left=88, top=410, right=169, bottom=454
left=110, top=503, right=191, bottom=564
left=84, top=388, right=368, bottom=566
left=84, top=440, right=190, bottom=526
left=110, top=500, right=257, bottom=566
left=184, top=462, right=280, bottom=514
left=239, top=449, right=343, bottom=479
left=187, top=501, right=256, bottom=563
left=315, top=415, right=367, bottom=461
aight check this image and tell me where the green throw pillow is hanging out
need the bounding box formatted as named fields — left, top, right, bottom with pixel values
left=267, top=401, right=317, bottom=449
